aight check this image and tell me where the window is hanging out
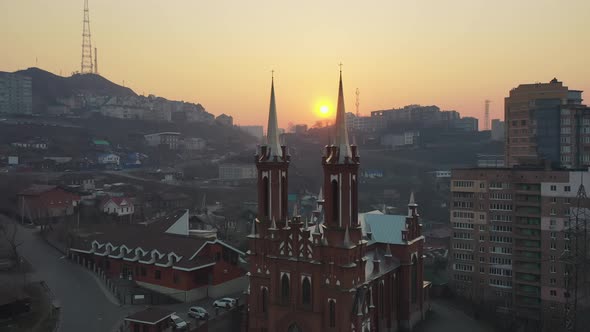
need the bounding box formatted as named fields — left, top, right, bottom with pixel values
left=550, top=255, right=556, bottom=262
left=302, top=277, right=311, bottom=306
left=155, top=270, right=161, bottom=280
left=328, top=299, right=336, bottom=328
left=550, top=290, right=557, bottom=296
left=565, top=186, right=571, bottom=192
left=262, top=176, right=269, bottom=217
left=551, top=240, right=557, bottom=250
left=550, top=265, right=556, bottom=273
left=550, top=219, right=556, bottom=226
left=550, top=208, right=556, bottom=215
left=550, top=185, right=557, bottom=191
left=550, top=278, right=557, bottom=285
left=331, top=180, right=339, bottom=225
left=281, top=273, right=290, bottom=303
left=551, top=197, right=557, bottom=203
left=261, top=287, right=268, bottom=314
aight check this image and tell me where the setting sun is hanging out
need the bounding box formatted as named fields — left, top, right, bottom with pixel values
left=320, top=105, right=329, bottom=115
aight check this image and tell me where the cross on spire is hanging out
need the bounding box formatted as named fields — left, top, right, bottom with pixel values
left=339, top=62, right=343, bottom=73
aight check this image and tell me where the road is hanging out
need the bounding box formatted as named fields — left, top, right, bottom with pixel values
left=1, top=215, right=133, bottom=332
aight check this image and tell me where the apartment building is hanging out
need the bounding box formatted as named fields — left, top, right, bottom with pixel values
left=0, top=73, right=32, bottom=115
left=449, top=167, right=588, bottom=331
left=505, top=78, right=590, bottom=168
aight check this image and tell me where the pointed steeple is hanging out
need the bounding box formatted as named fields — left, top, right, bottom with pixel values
left=269, top=217, right=277, bottom=230
left=408, top=191, right=418, bottom=216
left=334, top=67, right=352, bottom=161
left=266, top=74, right=282, bottom=158
left=343, top=225, right=352, bottom=248
left=250, top=219, right=257, bottom=236
left=384, top=244, right=393, bottom=258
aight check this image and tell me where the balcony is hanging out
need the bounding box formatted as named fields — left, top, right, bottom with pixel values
left=513, top=263, right=541, bottom=274
left=516, top=297, right=542, bottom=309
left=515, top=273, right=540, bottom=284
left=515, top=240, right=541, bottom=250
left=515, top=184, right=541, bottom=194
left=514, top=250, right=541, bottom=263
left=513, top=229, right=541, bottom=240
left=515, top=285, right=541, bottom=298
left=515, top=207, right=541, bottom=217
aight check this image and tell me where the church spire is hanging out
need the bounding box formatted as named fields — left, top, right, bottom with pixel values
left=334, top=65, right=352, bottom=161
left=266, top=73, right=282, bottom=158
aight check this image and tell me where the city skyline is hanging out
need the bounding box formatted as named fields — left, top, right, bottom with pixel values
left=1, top=0, right=590, bottom=128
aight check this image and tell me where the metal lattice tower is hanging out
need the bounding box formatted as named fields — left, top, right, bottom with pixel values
left=484, top=100, right=491, bottom=131
left=562, top=177, right=590, bottom=332
left=355, top=88, right=360, bottom=117
left=80, top=0, right=93, bottom=74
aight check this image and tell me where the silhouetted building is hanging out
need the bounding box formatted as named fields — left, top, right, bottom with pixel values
left=0, top=72, right=32, bottom=115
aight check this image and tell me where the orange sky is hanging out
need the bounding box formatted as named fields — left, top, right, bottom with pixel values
left=1, top=0, right=589, bottom=129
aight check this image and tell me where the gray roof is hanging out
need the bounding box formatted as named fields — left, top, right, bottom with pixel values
left=359, top=211, right=407, bottom=245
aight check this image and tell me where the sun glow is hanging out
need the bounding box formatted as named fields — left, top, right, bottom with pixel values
left=314, top=99, right=333, bottom=119
left=320, top=105, right=329, bottom=115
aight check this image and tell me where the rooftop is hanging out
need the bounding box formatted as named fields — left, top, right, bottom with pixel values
left=125, top=307, right=174, bottom=325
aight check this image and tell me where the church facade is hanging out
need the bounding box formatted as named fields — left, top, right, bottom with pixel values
left=246, top=71, right=430, bottom=332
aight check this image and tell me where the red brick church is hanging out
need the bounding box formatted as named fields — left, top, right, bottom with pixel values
left=246, top=71, right=430, bottom=332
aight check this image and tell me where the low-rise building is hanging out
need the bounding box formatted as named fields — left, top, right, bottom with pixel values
left=100, top=196, right=135, bottom=217
left=218, top=164, right=256, bottom=180
left=98, top=153, right=120, bottom=166
left=144, top=132, right=181, bottom=150
left=183, top=137, right=206, bottom=151
left=124, top=307, right=175, bottom=332
left=17, top=185, right=81, bottom=222
left=215, top=114, right=233, bottom=126
left=68, top=210, right=247, bottom=302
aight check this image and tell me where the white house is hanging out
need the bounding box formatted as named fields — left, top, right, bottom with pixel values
left=100, top=197, right=134, bottom=216
left=98, top=153, right=120, bottom=165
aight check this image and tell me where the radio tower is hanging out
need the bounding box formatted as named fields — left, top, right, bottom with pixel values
left=484, top=100, right=491, bottom=131
left=355, top=88, right=360, bottom=117
left=562, top=176, right=590, bottom=332
left=80, top=0, right=94, bottom=74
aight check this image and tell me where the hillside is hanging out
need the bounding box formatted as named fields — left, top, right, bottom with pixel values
left=3, top=67, right=136, bottom=113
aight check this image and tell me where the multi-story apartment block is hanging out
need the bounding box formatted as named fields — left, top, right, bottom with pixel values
left=449, top=167, right=588, bottom=331
left=0, top=73, right=33, bottom=114
left=505, top=78, right=590, bottom=168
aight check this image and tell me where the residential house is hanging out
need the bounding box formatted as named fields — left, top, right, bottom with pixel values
left=17, top=185, right=81, bottom=223
left=101, top=196, right=135, bottom=217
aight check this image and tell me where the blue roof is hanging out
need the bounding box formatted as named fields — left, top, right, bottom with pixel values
left=359, top=211, right=407, bottom=245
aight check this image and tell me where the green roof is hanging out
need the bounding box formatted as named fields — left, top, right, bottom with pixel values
left=92, top=139, right=110, bottom=146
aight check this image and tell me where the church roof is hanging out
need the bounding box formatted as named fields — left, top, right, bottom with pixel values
left=359, top=212, right=407, bottom=245
left=265, top=75, right=282, bottom=159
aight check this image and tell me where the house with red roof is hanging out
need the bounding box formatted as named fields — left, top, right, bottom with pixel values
left=68, top=210, right=247, bottom=302
left=100, top=196, right=134, bottom=217
left=17, top=185, right=81, bottom=223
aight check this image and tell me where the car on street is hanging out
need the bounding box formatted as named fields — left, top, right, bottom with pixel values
left=170, top=314, right=188, bottom=330
left=188, top=306, right=209, bottom=320
left=213, top=297, right=235, bottom=309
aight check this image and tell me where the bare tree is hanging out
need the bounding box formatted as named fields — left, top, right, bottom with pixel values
left=0, top=220, right=23, bottom=268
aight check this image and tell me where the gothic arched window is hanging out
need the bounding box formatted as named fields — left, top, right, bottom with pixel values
left=331, top=179, right=339, bottom=225
left=328, top=299, right=336, bottom=327
left=302, top=277, right=311, bottom=306
left=411, top=256, right=418, bottom=303
left=263, top=176, right=269, bottom=218
left=281, top=273, right=290, bottom=304
left=261, top=287, right=268, bottom=314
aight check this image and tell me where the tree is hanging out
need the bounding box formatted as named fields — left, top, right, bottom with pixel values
left=0, top=220, right=23, bottom=268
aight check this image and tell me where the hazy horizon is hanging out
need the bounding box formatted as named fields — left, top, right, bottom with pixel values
left=2, top=0, right=589, bottom=128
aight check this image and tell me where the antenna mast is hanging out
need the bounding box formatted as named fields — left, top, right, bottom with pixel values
left=484, top=100, right=491, bottom=131
left=81, top=0, right=94, bottom=74
left=94, top=47, right=98, bottom=74
left=355, top=88, right=360, bottom=117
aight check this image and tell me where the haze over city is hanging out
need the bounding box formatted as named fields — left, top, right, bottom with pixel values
left=2, top=0, right=590, bottom=127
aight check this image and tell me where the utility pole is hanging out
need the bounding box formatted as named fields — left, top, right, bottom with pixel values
left=484, top=100, right=491, bottom=131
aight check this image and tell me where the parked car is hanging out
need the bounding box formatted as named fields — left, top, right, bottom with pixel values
left=188, top=306, right=209, bottom=320
left=170, top=314, right=188, bottom=330
left=213, top=298, right=235, bottom=309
